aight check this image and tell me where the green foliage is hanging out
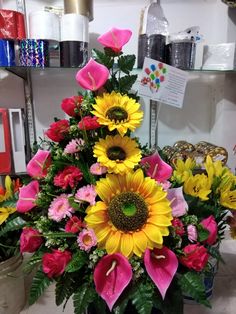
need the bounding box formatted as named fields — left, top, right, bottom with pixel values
left=159, top=279, right=184, bottom=314
left=23, top=250, right=44, bottom=274
left=65, top=251, right=87, bottom=273
left=118, top=55, right=136, bottom=74
left=55, top=274, right=75, bottom=306
left=119, top=74, right=138, bottom=93
left=92, top=48, right=114, bottom=69
left=179, top=272, right=211, bottom=307
left=0, top=216, right=26, bottom=237
left=29, top=270, right=52, bottom=305
left=130, top=282, right=154, bottom=314
left=197, top=225, right=210, bottom=242
left=73, top=283, right=97, bottom=314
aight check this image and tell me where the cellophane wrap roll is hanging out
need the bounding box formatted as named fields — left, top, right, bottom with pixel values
left=0, top=39, right=15, bottom=66
left=19, top=39, right=49, bottom=67
left=29, top=11, right=60, bottom=41
left=64, top=0, right=93, bottom=21
left=60, top=13, right=89, bottom=42
left=166, top=41, right=196, bottom=70
left=0, top=9, right=26, bottom=39
left=60, top=41, right=88, bottom=67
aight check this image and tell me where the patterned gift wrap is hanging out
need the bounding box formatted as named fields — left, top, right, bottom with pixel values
left=19, top=39, right=49, bottom=67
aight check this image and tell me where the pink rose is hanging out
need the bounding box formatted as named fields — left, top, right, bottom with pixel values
left=200, top=215, right=218, bottom=245
left=61, top=96, right=83, bottom=117
left=187, top=224, right=198, bottom=243
left=180, top=243, right=209, bottom=271
left=42, top=249, right=72, bottom=278
left=20, top=227, right=43, bottom=253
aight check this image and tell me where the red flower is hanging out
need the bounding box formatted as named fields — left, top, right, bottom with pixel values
left=54, top=166, right=83, bottom=189
left=45, top=119, right=70, bottom=142
left=20, top=227, right=43, bottom=253
left=78, top=116, right=100, bottom=130
left=172, top=218, right=185, bottom=236
left=200, top=215, right=218, bottom=245
left=61, top=96, right=83, bottom=117
left=65, top=216, right=84, bottom=233
left=42, top=249, right=72, bottom=278
left=179, top=243, right=209, bottom=271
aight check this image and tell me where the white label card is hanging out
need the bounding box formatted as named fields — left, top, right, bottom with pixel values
left=138, top=57, right=189, bottom=108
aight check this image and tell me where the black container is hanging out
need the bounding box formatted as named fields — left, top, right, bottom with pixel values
left=166, top=41, right=196, bottom=70
left=60, top=41, right=88, bottom=68
left=138, top=34, right=166, bottom=68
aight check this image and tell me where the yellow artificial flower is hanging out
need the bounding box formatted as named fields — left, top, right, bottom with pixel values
left=93, top=134, right=141, bottom=174
left=172, top=158, right=195, bottom=183
left=220, top=189, right=236, bottom=210
left=0, top=207, right=16, bottom=225
left=91, top=91, right=143, bottom=136
left=85, top=169, right=172, bottom=258
left=184, top=174, right=212, bottom=201
left=0, top=176, right=13, bottom=202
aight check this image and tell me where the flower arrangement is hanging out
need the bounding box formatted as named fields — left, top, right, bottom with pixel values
left=16, top=27, right=236, bottom=314
left=0, top=176, right=22, bottom=262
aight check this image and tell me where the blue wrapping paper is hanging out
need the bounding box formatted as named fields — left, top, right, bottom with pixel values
left=0, top=39, right=15, bottom=66
left=19, top=39, right=49, bottom=67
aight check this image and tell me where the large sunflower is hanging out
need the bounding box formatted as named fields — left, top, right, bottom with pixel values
left=93, top=134, right=141, bottom=174
left=91, top=91, right=143, bottom=136
left=85, top=169, right=172, bottom=257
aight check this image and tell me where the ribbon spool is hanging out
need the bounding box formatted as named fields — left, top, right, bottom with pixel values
left=63, top=0, right=93, bottom=21
left=0, top=9, right=26, bottom=39
left=0, top=39, right=15, bottom=66
left=19, top=39, right=49, bottom=68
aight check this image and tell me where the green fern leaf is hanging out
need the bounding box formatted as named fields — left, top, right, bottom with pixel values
left=23, top=251, right=44, bottom=274
left=179, top=271, right=211, bottom=307
left=130, top=282, right=154, bottom=314
left=29, top=270, right=52, bottom=305
left=118, top=55, right=136, bottom=74
left=92, top=48, right=114, bottom=69
left=73, top=283, right=97, bottom=314
left=55, top=274, right=75, bottom=306
left=0, top=217, right=26, bottom=236
left=65, top=251, right=87, bottom=273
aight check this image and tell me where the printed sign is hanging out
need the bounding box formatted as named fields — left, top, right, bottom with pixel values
left=138, top=57, right=189, bottom=108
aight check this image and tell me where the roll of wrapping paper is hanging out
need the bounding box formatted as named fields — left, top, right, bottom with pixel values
left=60, top=41, right=88, bottom=67
left=29, top=11, right=60, bottom=41
left=60, top=14, right=89, bottom=42
left=166, top=41, right=196, bottom=70
left=0, top=39, right=15, bottom=66
left=0, top=108, right=12, bottom=174
left=19, top=39, right=49, bottom=67
left=64, top=0, right=93, bottom=21
left=0, top=9, right=26, bottom=39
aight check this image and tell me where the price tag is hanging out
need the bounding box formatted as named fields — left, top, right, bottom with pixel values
left=138, top=57, right=189, bottom=108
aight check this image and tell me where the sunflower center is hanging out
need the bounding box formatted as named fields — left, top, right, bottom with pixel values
left=106, top=106, right=128, bottom=122
left=107, top=146, right=126, bottom=160
left=108, top=192, right=148, bottom=232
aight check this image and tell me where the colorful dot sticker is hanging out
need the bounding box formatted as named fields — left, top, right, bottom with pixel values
left=141, top=62, right=167, bottom=92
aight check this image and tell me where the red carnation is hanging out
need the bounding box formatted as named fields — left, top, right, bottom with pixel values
left=54, top=165, right=83, bottom=189
left=179, top=243, right=209, bottom=272
left=45, top=119, right=70, bottom=142
left=172, top=218, right=185, bottom=236
left=61, top=96, right=83, bottom=117
left=78, top=116, right=100, bottom=130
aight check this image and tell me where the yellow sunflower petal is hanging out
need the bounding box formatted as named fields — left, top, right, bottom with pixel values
left=105, top=231, right=121, bottom=254
left=133, top=230, right=148, bottom=256
left=120, top=233, right=134, bottom=257
left=143, top=223, right=163, bottom=246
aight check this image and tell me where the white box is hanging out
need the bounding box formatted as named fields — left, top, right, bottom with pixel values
left=202, top=43, right=236, bottom=70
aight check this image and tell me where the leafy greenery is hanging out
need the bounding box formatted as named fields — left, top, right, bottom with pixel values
left=29, top=270, right=52, bottom=305
left=73, top=283, right=97, bottom=314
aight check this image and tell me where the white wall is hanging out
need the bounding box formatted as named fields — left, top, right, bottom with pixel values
left=1, top=0, right=236, bottom=170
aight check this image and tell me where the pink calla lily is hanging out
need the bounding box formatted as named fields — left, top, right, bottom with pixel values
left=140, top=152, right=173, bottom=183
left=144, top=247, right=178, bottom=299
left=75, top=58, right=109, bottom=91
left=16, top=181, right=39, bottom=213
left=97, top=27, right=132, bottom=52
left=27, top=149, right=51, bottom=179
left=94, top=253, right=132, bottom=311
left=167, top=186, right=188, bottom=217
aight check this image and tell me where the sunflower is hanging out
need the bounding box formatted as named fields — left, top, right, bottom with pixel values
left=91, top=91, right=143, bottom=136
left=85, top=169, right=172, bottom=258
left=93, top=134, right=141, bottom=174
